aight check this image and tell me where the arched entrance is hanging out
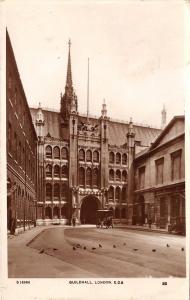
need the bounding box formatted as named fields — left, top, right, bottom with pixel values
left=80, top=196, right=100, bottom=224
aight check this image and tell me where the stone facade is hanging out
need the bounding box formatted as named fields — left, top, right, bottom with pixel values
left=6, top=31, right=37, bottom=234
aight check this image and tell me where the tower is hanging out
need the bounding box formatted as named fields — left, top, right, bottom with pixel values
left=161, top=104, right=167, bottom=129
left=35, top=102, right=44, bottom=138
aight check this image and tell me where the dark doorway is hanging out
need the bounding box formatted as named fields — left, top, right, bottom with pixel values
left=80, top=196, right=100, bottom=224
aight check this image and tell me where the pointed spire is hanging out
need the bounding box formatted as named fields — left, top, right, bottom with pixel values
left=101, top=99, right=107, bottom=117
left=161, top=104, right=167, bottom=129
left=127, top=118, right=135, bottom=137
left=65, top=39, right=73, bottom=89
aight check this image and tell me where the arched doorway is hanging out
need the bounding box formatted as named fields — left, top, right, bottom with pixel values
left=80, top=196, right=100, bottom=224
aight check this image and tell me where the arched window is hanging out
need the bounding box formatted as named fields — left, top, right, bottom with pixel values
left=122, top=170, right=127, bottom=182
left=115, top=187, right=121, bottom=201
left=115, top=207, right=120, bottom=218
left=79, top=149, right=85, bottom=161
left=61, top=184, right=68, bottom=198
left=45, top=207, right=52, bottom=219
left=93, top=168, right=99, bottom=187
left=109, top=186, right=114, bottom=200
left=46, top=164, right=52, bottom=177
left=53, top=146, right=60, bottom=159
left=86, top=150, right=92, bottom=162
left=54, top=183, right=60, bottom=198
left=122, top=153, right=127, bottom=165
left=46, top=183, right=52, bottom=200
left=109, top=169, right=114, bottom=181
left=61, top=147, right=68, bottom=160
left=121, top=207, right=126, bottom=218
left=109, top=152, right=114, bottom=164
left=61, top=206, right=67, bottom=218
left=53, top=206, right=59, bottom=218
left=122, top=187, right=127, bottom=202
left=79, top=167, right=85, bottom=186
left=86, top=168, right=92, bottom=186
left=93, top=151, right=99, bottom=163
left=116, top=153, right=121, bottom=164
left=46, top=145, right=52, bottom=158
left=116, top=170, right=121, bottom=181
left=54, top=165, right=60, bottom=177
left=61, top=165, right=68, bottom=178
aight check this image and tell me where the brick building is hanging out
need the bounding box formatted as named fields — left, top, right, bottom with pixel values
left=6, top=31, right=37, bottom=234
left=30, top=41, right=161, bottom=226
left=133, top=116, right=185, bottom=230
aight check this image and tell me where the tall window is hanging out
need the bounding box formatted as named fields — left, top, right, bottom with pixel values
left=61, top=184, right=67, bottom=198
left=171, top=150, right=182, bottom=181
left=93, top=151, right=99, bottom=162
left=18, top=142, right=22, bottom=165
left=79, top=167, right=85, bottom=186
left=138, top=166, right=145, bottom=189
left=61, top=147, right=68, bottom=160
left=14, top=87, right=17, bottom=105
left=116, top=170, right=121, bottom=181
left=46, top=145, right=52, bottom=158
left=54, top=165, right=60, bottom=177
left=116, top=153, right=121, bottom=164
left=93, top=168, right=99, bottom=187
left=115, top=187, right=121, bottom=201
left=122, top=153, right=127, bottom=165
left=122, top=187, right=126, bottom=202
left=109, top=152, right=114, bottom=164
left=160, top=198, right=168, bottom=218
left=155, top=158, right=164, bottom=185
left=8, top=122, right=12, bottom=152
left=86, top=150, right=92, bottom=162
left=109, top=169, right=114, bottom=181
left=46, top=183, right=52, bottom=200
left=62, top=165, right=68, bottom=178
left=53, top=146, right=60, bottom=159
left=86, top=168, right=92, bottom=186
left=109, top=186, right=114, bottom=200
left=46, top=164, right=52, bottom=177
left=79, top=149, right=85, bottom=161
left=54, top=183, right=60, bottom=198
left=122, top=170, right=127, bottom=182
left=14, top=132, right=18, bottom=160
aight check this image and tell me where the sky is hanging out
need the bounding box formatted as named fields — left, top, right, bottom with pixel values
left=5, top=0, right=188, bottom=128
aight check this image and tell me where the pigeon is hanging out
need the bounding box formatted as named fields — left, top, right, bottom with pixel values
left=73, top=246, right=76, bottom=250
left=133, top=248, right=138, bottom=251
left=152, top=249, right=156, bottom=252
left=53, top=248, right=58, bottom=251
left=123, top=243, right=126, bottom=246
left=83, top=246, right=86, bottom=250
left=76, top=244, right=81, bottom=248
left=39, top=249, right=44, bottom=254
left=166, top=244, right=170, bottom=247
left=92, top=247, right=96, bottom=250
left=181, top=247, right=184, bottom=251
left=99, top=244, right=102, bottom=248
left=113, top=245, right=116, bottom=248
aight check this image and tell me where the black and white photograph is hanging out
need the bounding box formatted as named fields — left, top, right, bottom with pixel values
left=1, top=0, right=189, bottom=299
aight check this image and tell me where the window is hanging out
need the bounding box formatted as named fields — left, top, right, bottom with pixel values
left=86, top=168, right=92, bottom=186
left=46, top=164, right=52, bottom=177
left=86, top=150, right=92, bottom=162
left=61, top=184, right=68, bottom=198
left=160, top=198, right=168, bottom=218
left=79, top=149, right=85, bottom=161
left=115, top=207, right=120, bottom=218
left=18, top=142, right=22, bottom=165
left=116, top=170, right=121, bottom=181
left=121, top=208, right=126, bottom=218
left=171, top=150, right=182, bottom=181
left=45, top=145, right=52, bottom=158
left=79, top=167, right=85, bottom=186
left=93, top=150, right=99, bottom=162
left=109, top=186, right=114, bottom=200
left=116, top=153, right=121, bottom=164
left=14, top=87, right=17, bottom=105
left=53, top=146, right=60, bottom=159
left=61, top=206, right=67, bottom=218
left=115, top=187, right=121, bottom=201
left=54, top=165, right=60, bottom=177
left=122, top=187, right=126, bottom=202
left=171, top=196, right=180, bottom=218
left=109, top=152, right=114, bottom=164
left=122, top=170, right=127, bottom=182
left=54, top=183, right=60, bottom=198
left=155, top=158, right=164, bottom=185
left=109, top=169, right=114, bottom=181
left=46, top=183, right=52, bottom=199
left=8, top=122, right=12, bottom=152
left=61, top=147, right=68, bottom=160
left=138, top=166, right=145, bottom=189
left=62, top=165, right=68, bottom=178
left=93, top=168, right=99, bottom=186
left=45, top=207, right=52, bottom=219
left=122, top=153, right=127, bottom=165
left=14, top=132, right=18, bottom=160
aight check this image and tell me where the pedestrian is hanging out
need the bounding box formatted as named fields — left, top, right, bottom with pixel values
left=148, top=218, right=152, bottom=229
left=72, top=217, right=76, bottom=227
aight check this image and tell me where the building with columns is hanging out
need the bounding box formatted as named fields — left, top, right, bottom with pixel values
left=30, top=41, right=161, bottom=226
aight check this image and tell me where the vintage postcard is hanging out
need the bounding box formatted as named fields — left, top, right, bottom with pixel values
left=0, top=0, right=189, bottom=299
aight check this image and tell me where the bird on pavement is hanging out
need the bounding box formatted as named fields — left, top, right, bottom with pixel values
left=73, top=246, right=76, bottom=250
left=152, top=249, right=156, bottom=252
left=83, top=246, right=86, bottom=250
left=166, top=244, right=170, bottom=247
left=113, top=245, right=116, bottom=248
left=99, top=244, right=102, bottom=248
left=53, top=248, right=58, bottom=251
left=181, top=247, right=184, bottom=251
left=92, top=247, right=96, bottom=250
left=39, top=249, right=44, bottom=254
left=76, top=244, right=81, bottom=248
left=123, top=243, right=126, bottom=246
left=133, top=248, right=138, bottom=251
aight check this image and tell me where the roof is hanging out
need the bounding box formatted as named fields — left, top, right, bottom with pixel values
left=30, top=107, right=161, bottom=147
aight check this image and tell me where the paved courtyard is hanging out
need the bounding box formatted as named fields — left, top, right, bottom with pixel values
left=8, top=226, right=185, bottom=278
